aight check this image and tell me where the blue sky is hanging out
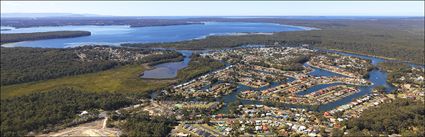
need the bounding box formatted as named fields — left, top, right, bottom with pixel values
left=1, top=1, right=424, bottom=16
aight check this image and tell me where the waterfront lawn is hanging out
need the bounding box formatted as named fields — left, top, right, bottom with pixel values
left=0, top=64, right=176, bottom=99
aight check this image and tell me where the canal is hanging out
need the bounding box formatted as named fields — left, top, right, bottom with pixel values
left=139, top=46, right=422, bottom=113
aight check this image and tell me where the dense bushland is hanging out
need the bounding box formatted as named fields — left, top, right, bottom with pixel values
left=345, top=99, right=425, bottom=136
left=0, top=88, right=135, bottom=136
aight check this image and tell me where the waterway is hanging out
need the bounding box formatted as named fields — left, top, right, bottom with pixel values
left=148, top=48, right=395, bottom=112
left=141, top=50, right=192, bottom=79
left=1, top=22, right=309, bottom=48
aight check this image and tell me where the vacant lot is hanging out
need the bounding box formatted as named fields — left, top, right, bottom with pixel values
left=37, top=119, right=120, bottom=137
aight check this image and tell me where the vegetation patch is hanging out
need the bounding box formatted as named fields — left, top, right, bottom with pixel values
left=1, top=54, right=224, bottom=99
left=176, top=55, right=225, bottom=83
left=0, top=64, right=174, bottom=99
left=109, top=110, right=176, bottom=137
left=345, top=99, right=425, bottom=136
left=0, top=88, right=135, bottom=136
left=0, top=31, right=91, bottom=44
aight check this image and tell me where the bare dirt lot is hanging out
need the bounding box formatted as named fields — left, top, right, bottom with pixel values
left=37, top=118, right=120, bottom=137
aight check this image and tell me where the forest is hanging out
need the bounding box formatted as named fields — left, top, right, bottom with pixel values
left=0, top=46, right=182, bottom=85
left=0, top=31, right=91, bottom=44
left=109, top=111, right=176, bottom=137
left=0, top=88, right=135, bottom=136
left=345, top=99, right=425, bottom=136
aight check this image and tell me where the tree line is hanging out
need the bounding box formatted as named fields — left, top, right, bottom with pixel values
left=109, top=111, right=176, bottom=137
left=1, top=17, right=202, bottom=28
left=1, top=31, right=91, bottom=44
left=345, top=99, right=424, bottom=136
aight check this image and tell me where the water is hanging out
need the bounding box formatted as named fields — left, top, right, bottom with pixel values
left=307, top=65, right=345, bottom=77
left=141, top=50, right=192, bottom=79
left=317, top=68, right=396, bottom=111
left=1, top=22, right=308, bottom=48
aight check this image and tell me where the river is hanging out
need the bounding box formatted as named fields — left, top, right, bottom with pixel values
left=141, top=50, right=192, bottom=79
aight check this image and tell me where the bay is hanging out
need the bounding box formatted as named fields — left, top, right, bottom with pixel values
left=1, top=22, right=310, bottom=48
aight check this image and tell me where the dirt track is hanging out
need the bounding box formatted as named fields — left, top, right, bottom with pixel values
left=37, top=118, right=120, bottom=137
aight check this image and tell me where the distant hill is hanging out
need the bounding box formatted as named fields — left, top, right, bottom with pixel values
left=1, top=13, right=106, bottom=18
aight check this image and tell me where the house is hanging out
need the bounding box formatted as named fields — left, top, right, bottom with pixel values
left=79, top=110, right=88, bottom=116
left=176, top=132, right=189, bottom=137
left=323, top=112, right=331, bottom=117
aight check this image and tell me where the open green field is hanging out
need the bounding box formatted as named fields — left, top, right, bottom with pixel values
left=0, top=64, right=176, bottom=99
left=1, top=55, right=224, bottom=99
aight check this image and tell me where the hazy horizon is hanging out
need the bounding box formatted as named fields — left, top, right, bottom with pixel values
left=1, top=1, right=424, bottom=17
left=2, top=12, right=425, bottom=17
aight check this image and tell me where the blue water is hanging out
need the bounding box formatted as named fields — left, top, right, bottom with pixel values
left=307, top=66, right=345, bottom=77
left=141, top=50, right=192, bottom=79
left=1, top=22, right=308, bottom=48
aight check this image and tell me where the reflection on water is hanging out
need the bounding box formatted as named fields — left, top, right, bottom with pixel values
left=307, top=66, right=345, bottom=77
left=141, top=50, right=192, bottom=79
left=318, top=68, right=396, bottom=111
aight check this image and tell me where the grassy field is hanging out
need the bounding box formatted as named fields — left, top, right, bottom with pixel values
left=0, top=64, right=176, bottom=99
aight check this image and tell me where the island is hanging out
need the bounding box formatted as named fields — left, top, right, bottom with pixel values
left=0, top=31, right=91, bottom=44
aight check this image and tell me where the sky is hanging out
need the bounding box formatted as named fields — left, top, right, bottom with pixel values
left=1, top=1, right=424, bottom=16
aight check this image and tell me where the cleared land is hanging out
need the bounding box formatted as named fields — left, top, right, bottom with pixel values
left=37, top=119, right=120, bottom=137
